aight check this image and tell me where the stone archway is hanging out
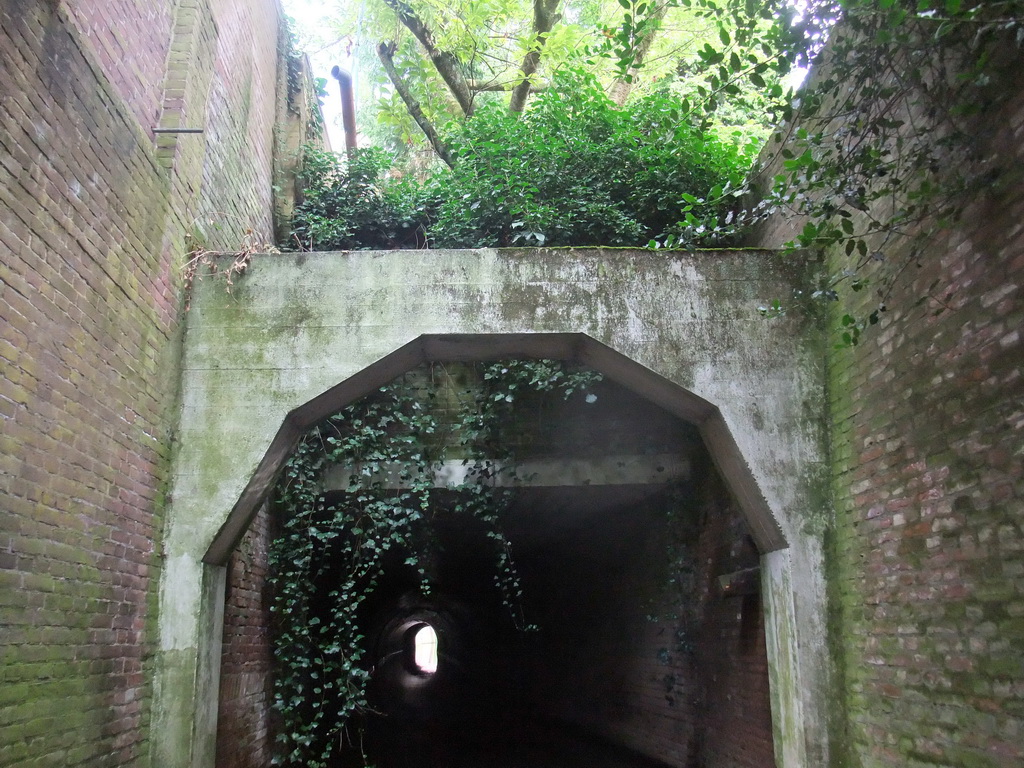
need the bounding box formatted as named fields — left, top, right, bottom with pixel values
left=151, top=248, right=831, bottom=768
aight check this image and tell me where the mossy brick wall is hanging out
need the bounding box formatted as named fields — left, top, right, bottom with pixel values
left=196, top=0, right=279, bottom=248
left=752, top=65, right=1024, bottom=767
left=0, top=4, right=174, bottom=765
left=0, top=0, right=286, bottom=765
left=215, top=504, right=273, bottom=768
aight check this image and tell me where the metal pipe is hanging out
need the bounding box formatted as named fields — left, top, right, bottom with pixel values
left=331, top=66, right=357, bottom=154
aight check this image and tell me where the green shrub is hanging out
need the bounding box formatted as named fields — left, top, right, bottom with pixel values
left=290, top=70, right=760, bottom=250
left=291, top=147, right=431, bottom=250
left=432, top=69, right=756, bottom=248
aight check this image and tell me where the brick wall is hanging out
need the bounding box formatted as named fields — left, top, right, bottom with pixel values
left=691, top=471, right=774, bottom=768
left=532, top=463, right=774, bottom=768
left=751, top=58, right=1024, bottom=768
left=524, top=511, right=691, bottom=762
left=62, top=0, right=175, bottom=135
left=0, top=4, right=175, bottom=764
left=216, top=504, right=274, bottom=768
left=0, top=0, right=286, bottom=765
left=197, top=0, right=280, bottom=249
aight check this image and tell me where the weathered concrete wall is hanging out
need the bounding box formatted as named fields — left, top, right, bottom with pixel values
left=0, top=0, right=287, bottom=765
left=750, top=59, right=1024, bottom=768
left=170, top=247, right=831, bottom=767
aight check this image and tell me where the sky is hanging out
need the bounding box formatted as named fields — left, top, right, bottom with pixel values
left=281, top=0, right=353, bottom=149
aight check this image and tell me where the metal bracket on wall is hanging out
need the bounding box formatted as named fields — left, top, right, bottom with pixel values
left=718, top=567, right=761, bottom=597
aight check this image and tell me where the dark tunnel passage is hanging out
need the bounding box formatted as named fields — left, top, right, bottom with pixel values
left=217, top=367, right=777, bottom=768
left=340, top=479, right=774, bottom=768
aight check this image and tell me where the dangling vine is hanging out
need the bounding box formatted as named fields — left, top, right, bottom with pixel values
left=267, top=359, right=601, bottom=767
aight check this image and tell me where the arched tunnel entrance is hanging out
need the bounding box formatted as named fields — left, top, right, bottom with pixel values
left=157, top=246, right=832, bottom=768
left=215, top=356, right=778, bottom=768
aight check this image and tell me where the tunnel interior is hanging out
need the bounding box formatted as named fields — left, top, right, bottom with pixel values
left=223, top=363, right=776, bottom=768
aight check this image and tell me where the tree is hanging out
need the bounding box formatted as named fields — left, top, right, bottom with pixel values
left=314, top=0, right=776, bottom=164
left=291, top=69, right=759, bottom=251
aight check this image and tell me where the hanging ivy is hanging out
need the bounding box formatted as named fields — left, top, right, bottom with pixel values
left=267, top=359, right=601, bottom=767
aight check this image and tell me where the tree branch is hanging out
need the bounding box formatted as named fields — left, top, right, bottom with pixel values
left=609, top=0, right=669, bottom=107
left=509, top=0, right=562, bottom=113
left=377, top=41, right=455, bottom=168
left=380, top=0, right=476, bottom=117
left=468, top=78, right=551, bottom=92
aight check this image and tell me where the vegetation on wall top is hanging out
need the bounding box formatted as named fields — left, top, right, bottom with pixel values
left=290, top=68, right=759, bottom=251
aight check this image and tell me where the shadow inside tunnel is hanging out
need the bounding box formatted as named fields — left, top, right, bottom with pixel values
left=333, top=717, right=675, bottom=768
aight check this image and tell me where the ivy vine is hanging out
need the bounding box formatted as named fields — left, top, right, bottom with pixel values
left=622, top=0, right=1024, bottom=343
left=267, top=359, right=601, bottom=767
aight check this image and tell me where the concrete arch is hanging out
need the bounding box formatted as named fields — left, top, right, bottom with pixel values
left=152, top=249, right=831, bottom=768
left=203, top=333, right=787, bottom=566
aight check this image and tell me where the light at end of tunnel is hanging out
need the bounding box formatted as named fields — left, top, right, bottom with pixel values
left=413, top=624, right=438, bottom=674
